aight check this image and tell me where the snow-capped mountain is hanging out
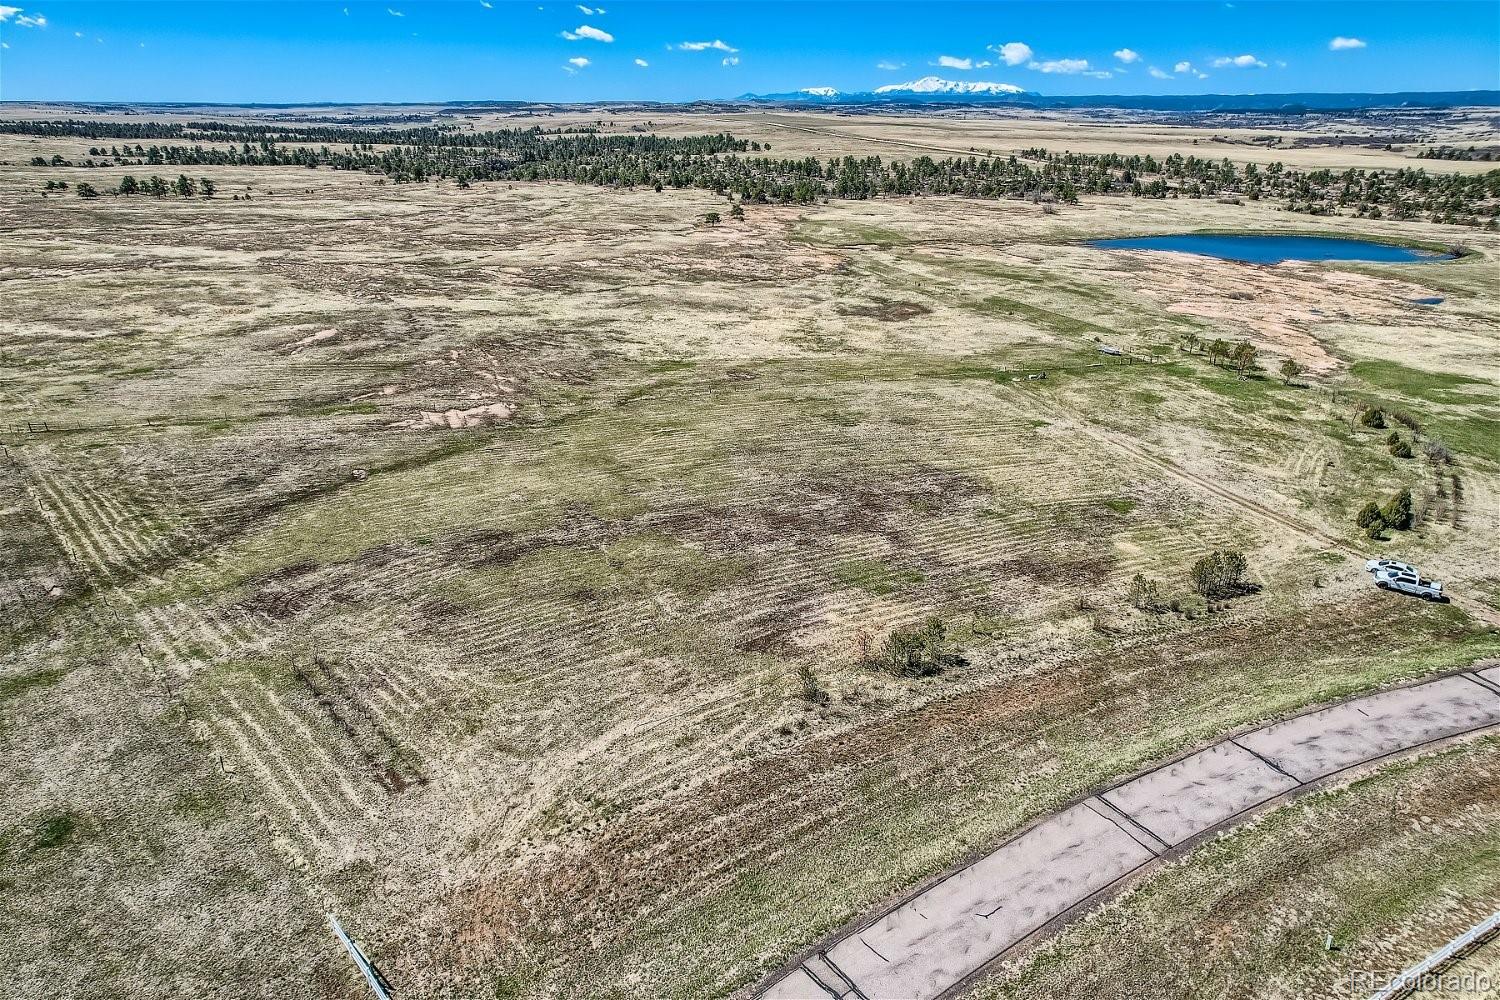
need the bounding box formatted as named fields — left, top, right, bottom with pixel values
left=741, top=77, right=1037, bottom=104
left=736, top=82, right=1500, bottom=111
left=872, top=76, right=1028, bottom=96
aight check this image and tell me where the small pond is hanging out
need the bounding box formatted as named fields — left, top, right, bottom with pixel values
left=1089, top=234, right=1455, bottom=265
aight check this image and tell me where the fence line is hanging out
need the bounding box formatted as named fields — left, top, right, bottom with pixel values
left=328, top=913, right=392, bottom=1000
left=1371, top=909, right=1500, bottom=1000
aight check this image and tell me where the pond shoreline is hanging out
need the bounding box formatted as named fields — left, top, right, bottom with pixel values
left=1088, top=233, right=1459, bottom=265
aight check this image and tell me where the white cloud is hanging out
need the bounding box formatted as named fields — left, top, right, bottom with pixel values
left=678, top=39, right=736, bottom=52
left=1114, top=48, right=1140, bottom=64
left=1211, top=53, right=1266, bottom=68
left=1329, top=36, right=1366, bottom=50
left=1173, top=60, right=1192, bottom=72
left=15, top=11, right=45, bottom=27
left=568, top=55, right=589, bottom=67
left=561, top=24, right=612, bottom=41
left=994, top=41, right=1032, bottom=66
left=937, top=55, right=973, bottom=70
left=387, top=7, right=403, bottom=15
left=0, top=6, right=18, bottom=21
left=1026, top=57, right=1111, bottom=78
left=722, top=55, right=738, bottom=66
left=73, top=29, right=80, bottom=36
left=480, top=1, right=492, bottom=6
left=1148, top=66, right=1171, bottom=79
left=634, top=57, right=648, bottom=67
left=876, top=60, right=904, bottom=71
left=1030, top=57, right=1088, bottom=74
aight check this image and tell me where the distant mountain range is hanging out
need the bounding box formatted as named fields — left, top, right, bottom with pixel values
left=740, top=79, right=1500, bottom=112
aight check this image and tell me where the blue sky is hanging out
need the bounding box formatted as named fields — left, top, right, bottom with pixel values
left=1, top=1, right=1497, bottom=103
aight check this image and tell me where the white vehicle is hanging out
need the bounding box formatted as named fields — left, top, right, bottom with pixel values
left=1366, top=557, right=1418, bottom=576
left=1374, top=567, right=1446, bottom=602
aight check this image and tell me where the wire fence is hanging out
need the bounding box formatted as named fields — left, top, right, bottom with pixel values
left=1370, top=909, right=1500, bottom=1000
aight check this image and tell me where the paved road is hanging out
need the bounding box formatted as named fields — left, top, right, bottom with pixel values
left=757, top=666, right=1500, bottom=1000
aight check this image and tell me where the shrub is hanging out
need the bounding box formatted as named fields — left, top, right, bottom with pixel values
left=1422, top=438, right=1454, bottom=465
left=1390, top=440, right=1412, bottom=459
left=1359, top=407, right=1386, bottom=429
left=874, top=617, right=963, bottom=677
left=1386, top=431, right=1401, bottom=446
left=1190, top=550, right=1250, bottom=599
left=795, top=662, right=827, bottom=704
left=1355, top=501, right=1385, bottom=529
left=1383, top=488, right=1414, bottom=530
left=1392, top=411, right=1422, bottom=435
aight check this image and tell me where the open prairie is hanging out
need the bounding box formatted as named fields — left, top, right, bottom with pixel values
left=2, top=108, right=1498, bottom=1000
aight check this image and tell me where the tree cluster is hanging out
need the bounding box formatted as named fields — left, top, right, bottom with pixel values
left=13, top=118, right=1497, bottom=225
left=1356, top=488, right=1413, bottom=538
left=109, top=174, right=216, bottom=198
left=1190, top=550, right=1250, bottom=599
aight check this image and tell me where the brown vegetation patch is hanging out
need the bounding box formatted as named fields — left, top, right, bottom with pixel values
left=836, top=299, right=933, bottom=321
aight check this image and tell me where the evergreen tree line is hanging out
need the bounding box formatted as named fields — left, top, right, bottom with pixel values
left=1417, top=145, right=1499, bottom=162
left=2, top=118, right=749, bottom=153
left=15, top=119, right=1498, bottom=226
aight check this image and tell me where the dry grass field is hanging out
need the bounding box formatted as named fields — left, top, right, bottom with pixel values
left=1, top=107, right=1498, bottom=1000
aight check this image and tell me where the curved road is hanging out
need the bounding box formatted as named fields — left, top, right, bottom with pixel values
left=756, top=665, right=1500, bottom=1000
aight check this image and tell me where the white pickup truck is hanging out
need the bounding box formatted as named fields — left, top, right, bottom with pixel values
left=1373, top=566, right=1446, bottom=602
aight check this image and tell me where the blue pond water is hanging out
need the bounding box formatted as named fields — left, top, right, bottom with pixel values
left=1089, top=234, right=1453, bottom=265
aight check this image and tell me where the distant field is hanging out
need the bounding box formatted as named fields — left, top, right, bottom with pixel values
left=1, top=109, right=1498, bottom=1000
left=5, top=101, right=1497, bottom=173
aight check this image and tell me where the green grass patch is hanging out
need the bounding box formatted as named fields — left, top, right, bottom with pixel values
left=791, top=220, right=911, bottom=247
left=0, top=666, right=67, bottom=701
left=970, top=294, right=1119, bottom=340
left=1352, top=360, right=1494, bottom=406
left=22, top=809, right=90, bottom=855
left=833, top=558, right=925, bottom=595
left=649, top=360, right=698, bottom=373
